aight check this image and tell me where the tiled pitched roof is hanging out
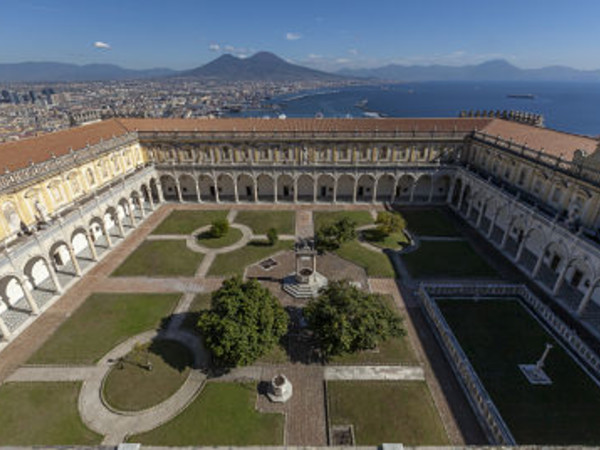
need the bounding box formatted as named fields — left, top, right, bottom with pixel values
left=0, top=119, right=130, bottom=172
left=119, top=117, right=492, bottom=133
left=480, top=119, right=598, bottom=160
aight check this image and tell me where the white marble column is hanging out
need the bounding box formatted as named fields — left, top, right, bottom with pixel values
left=0, top=315, right=11, bottom=341
left=532, top=252, right=545, bottom=278
left=86, top=232, right=98, bottom=261
left=552, top=264, right=570, bottom=296
left=515, top=238, right=527, bottom=262
left=195, top=181, right=202, bottom=203
left=500, top=225, right=511, bottom=248
left=577, top=282, right=598, bottom=316
left=67, top=244, right=82, bottom=276
left=47, top=263, right=63, bottom=293
left=20, top=279, right=39, bottom=315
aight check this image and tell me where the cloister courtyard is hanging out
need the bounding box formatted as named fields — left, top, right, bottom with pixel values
left=0, top=203, right=599, bottom=446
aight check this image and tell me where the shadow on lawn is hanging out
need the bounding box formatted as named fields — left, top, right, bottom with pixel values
left=146, top=338, right=194, bottom=373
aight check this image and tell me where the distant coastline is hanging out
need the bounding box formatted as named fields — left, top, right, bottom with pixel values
left=227, top=81, right=600, bottom=136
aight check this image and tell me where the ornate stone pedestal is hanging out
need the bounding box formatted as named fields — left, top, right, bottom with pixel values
left=282, top=238, right=328, bottom=298
left=267, top=374, right=293, bottom=403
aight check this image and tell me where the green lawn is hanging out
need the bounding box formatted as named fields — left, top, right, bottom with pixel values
left=256, top=344, right=290, bottom=365
left=334, top=240, right=396, bottom=278
left=401, top=209, right=461, bottom=237
left=235, top=210, right=296, bottom=235
left=0, top=382, right=101, bottom=445
left=197, top=227, right=243, bottom=249
left=28, top=293, right=180, bottom=365
left=103, top=339, right=193, bottom=411
left=181, top=292, right=212, bottom=332
left=362, top=229, right=409, bottom=250
left=402, top=241, right=498, bottom=279
left=329, top=337, right=416, bottom=365
left=112, top=240, right=204, bottom=277
left=314, top=210, right=374, bottom=230
left=152, top=210, right=229, bottom=235
left=438, top=298, right=600, bottom=445
left=327, top=381, right=448, bottom=445
left=130, top=382, right=284, bottom=445
left=208, top=240, right=293, bottom=277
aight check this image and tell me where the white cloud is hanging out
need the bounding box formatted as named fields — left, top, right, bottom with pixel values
left=209, top=42, right=253, bottom=58
left=335, top=58, right=351, bottom=64
left=348, top=48, right=358, bottom=56
left=93, top=41, right=111, bottom=50
left=285, top=32, right=302, bottom=41
left=308, top=53, right=322, bottom=59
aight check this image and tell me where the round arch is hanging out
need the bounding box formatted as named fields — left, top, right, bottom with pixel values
left=178, top=174, right=198, bottom=202
left=296, top=174, right=314, bottom=202
left=413, top=175, right=433, bottom=202
left=198, top=174, right=216, bottom=202
left=376, top=174, right=395, bottom=202
left=356, top=174, right=375, bottom=202
left=277, top=174, right=294, bottom=202
left=432, top=175, right=451, bottom=202
left=317, top=174, right=335, bottom=202
left=396, top=174, right=415, bottom=202
left=237, top=174, right=255, bottom=202
left=256, top=174, right=275, bottom=202
left=336, top=174, right=355, bottom=203
left=159, top=174, right=178, bottom=201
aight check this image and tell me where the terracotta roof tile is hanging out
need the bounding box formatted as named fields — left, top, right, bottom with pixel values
left=119, top=117, right=492, bottom=134
left=480, top=119, right=598, bottom=160
left=0, top=119, right=130, bottom=172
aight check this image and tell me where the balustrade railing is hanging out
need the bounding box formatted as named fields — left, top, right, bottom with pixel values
left=471, top=132, right=600, bottom=188
left=418, top=285, right=515, bottom=445
left=422, top=283, right=600, bottom=384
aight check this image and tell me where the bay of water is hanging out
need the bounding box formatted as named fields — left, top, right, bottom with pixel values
left=230, top=82, right=600, bottom=136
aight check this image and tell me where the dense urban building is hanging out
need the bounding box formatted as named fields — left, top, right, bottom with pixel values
left=0, top=116, right=599, bottom=343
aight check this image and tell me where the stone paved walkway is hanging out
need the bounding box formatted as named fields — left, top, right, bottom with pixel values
left=324, top=365, right=424, bottom=380
left=295, top=210, right=314, bottom=238
left=255, top=364, right=327, bottom=446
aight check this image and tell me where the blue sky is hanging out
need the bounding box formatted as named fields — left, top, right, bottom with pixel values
left=1, top=0, right=599, bottom=71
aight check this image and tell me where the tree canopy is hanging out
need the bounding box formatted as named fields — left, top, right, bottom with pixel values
left=375, top=211, right=406, bottom=235
left=316, top=217, right=357, bottom=251
left=266, top=227, right=278, bottom=246
left=197, top=277, right=289, bottom=367
left=304, top=280, right=404, bottom=359
left=209, top=218, right=229, bottom=238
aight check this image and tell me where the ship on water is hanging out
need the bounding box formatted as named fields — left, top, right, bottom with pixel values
left=507, top=94, right=536, bottom=99
left=355, top=98, right=368, bottom=109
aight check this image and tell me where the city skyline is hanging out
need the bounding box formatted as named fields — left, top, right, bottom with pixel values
left=2, top=0, right=600, bottom=72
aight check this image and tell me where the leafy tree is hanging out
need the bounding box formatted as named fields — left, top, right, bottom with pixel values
left=316, top=217, right=357, bottom=251
left=304, top=280, right=404, bottom=358
left=197, top=277, right=289, bottom=367
left=375, top=211, right=406, bottom=236
left=266, top=227, right=279, bottom=246
left=209, top=218, right=229, bottom=238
